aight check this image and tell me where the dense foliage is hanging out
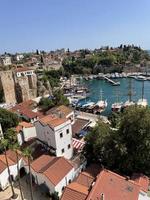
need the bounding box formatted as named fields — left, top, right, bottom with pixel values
left=84, top=106, right=150, bottom=176
left=0, top=108, right=19, bottom=132
left=63, top=45, right=150, bottom=75
left=40, top=68, right=69, bottom=88
left=39, top=89, right=69, bottom=111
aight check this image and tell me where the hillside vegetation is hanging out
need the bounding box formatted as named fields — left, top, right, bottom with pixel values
left=63, top=45, right=150, bottom=74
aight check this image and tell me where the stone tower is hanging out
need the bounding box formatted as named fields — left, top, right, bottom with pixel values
left=0, top=71, right=16, bottom=104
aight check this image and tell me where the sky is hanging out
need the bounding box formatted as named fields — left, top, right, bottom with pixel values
left=0, top=0, right=150, bottom=53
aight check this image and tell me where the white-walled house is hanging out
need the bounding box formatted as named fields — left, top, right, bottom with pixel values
left=15, top=67, right=34, bottom=78
left=46, top=105, right=75, bottom=124
left=16, top=121, right=37, bottom=145
left=15, top=54, right=24, bottom=61
left=0, top=150, right=23, bottom=190
left=34, top=115, right=73, bottom=159
left=0, top=55, right=12, bottom=66
left=29, top=154, right=74, bottom=196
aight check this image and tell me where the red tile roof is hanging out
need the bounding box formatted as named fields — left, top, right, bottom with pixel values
left=75, top=172, right=94, bottom=188
left=87, top=169, right=141, bottom=200
left=72, top=118, right=89, bottom=136
left=40, top=115, right=67, bottom=128
left=46, top=105, right=73, bottom=117
left=16, top=121, right=33, bottom=133
left=11, top=100, right=39, bottom=119
left=15, top=67, right=33, bottom=72
left=31, top=154, right=73, bottom=186
left=0, top=160, right=7, bottom=173
left=131, top=173, right=149, bottom=192
left=61, top=182, right=88, bottom=200
left=0, top=150, right=22, bottom=174
left=61, top=170, right=95, bottom=200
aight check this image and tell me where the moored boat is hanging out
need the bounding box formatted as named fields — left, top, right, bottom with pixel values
left=137, top=99, right=148, bottom=107
left=111, top=102, right=123, bottom=112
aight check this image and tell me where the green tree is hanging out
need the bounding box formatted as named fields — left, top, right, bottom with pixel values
left=53, top=90, right=69, bottom=106
left=23, top=147, right=34, bottom=200
left=0, top=108, right=19, bottom=132
left=39, top=97, right=54, bottom=111
left=84, top=121, right=112, bottom=163
left=84, top=106, right=150, bottom=176
left=117, top=106, right=150, bottom=175
left=4, top=128, right=17, bottom=146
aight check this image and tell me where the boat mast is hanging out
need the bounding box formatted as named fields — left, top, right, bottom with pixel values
left=100, top=89, right=103, bottom=101
left=127, top=78, right=133, bottom=102
left=115, top=87, right=120, bottom=103
left=142, top=81, right=144, bottom=101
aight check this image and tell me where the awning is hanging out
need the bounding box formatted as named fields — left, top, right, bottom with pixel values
left=72, top=138, right=85, bottom=150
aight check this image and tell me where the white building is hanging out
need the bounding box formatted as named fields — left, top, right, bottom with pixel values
left=16, top=121, right=37, bottom=145
left=34, top=115, right=73, bottom=159
left=29, top=154, right=74, bottom=196
left=0, top=150, right=23, bottom=190
left=0, top=55, right=12, bottom=66
left=16, top=54, right=24, bottom=61
left=15, top=67, right=34, bottom=78
left=46, top=105, right=75, bottom=124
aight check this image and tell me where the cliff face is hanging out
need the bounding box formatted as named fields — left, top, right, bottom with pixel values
left=37, top=80, right=53, bottom=97
left=0, top=71, right=16, bottom=104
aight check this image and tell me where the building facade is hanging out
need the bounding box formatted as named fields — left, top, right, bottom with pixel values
left=34, top=115, right=73, bottom=159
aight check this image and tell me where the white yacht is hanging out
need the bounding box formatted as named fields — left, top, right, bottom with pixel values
left=112, top=102, right=123, bottom=112
left=137, top=99, right=148, bottom=107
left=123, top=100, right=135, bottom=108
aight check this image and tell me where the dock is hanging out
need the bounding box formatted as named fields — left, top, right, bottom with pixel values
left=103, top=76, right=120, bottom=86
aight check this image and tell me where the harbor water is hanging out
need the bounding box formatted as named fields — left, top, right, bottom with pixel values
left=80, top=78, right=150, bottom=115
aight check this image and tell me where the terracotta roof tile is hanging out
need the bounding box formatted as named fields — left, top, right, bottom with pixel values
left=75, top=172, right=94, bottom=188
left=0, top=155, right=15, bottom=166
left=47, top=105, right=73, bottom=117
left=131, top=173, right=149, bottom=192
left=43, top=157, right=73, bottom=185
left=15, top=67, right=33, bottom=72
left=40, top=115, right=67, bottom=128
left=0, top=160, right=6, bottom=173
left=31, top=155, right=55, bottom=172
left=72, top=118, right=89, bottom=136
left=31, top=155, right=73, bottom=186
left=16, top=121, right=33, bottom=133
left=87, top=169, right=141, bottom=200
left=61, top=182, right=88, bottom=200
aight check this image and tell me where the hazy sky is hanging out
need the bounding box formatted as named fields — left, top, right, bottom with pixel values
left=0, top=0, right=150, bottom=53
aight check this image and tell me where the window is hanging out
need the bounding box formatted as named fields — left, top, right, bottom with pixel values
left=60, top=133, right=63, bottom=138
left=62, top=148, right=65, bottom=153
left=69, top=179, right=71, bottom=184
left=68, top=144, right=71, bottom=149
left=66, top=129, right=69, bottom=134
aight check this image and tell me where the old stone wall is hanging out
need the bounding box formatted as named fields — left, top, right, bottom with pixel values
left=0, top=71, right=16, bottom=104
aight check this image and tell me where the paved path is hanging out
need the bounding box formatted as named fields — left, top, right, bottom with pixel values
left=0, top=177, right=49, bottom=200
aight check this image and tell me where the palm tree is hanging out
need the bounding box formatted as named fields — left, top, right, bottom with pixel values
left=5, top=128, right=24, bottom=200
left=23, top=147, right=34, bottom=200
left=12, top=143, right=24, bottom=200
left=1, top=138, right=18, bottom=199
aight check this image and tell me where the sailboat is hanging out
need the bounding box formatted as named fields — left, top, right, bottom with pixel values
left=137, top=81, right=148, bottom=107
left=111, top=89, right=123, bottom=112
left=123, top=78, right=135, bottom=109
left=93, top=90, right=107, bottom=114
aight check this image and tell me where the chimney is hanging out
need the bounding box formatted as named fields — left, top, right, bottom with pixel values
left=100, top=193, right=104, bottom=200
